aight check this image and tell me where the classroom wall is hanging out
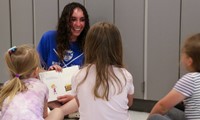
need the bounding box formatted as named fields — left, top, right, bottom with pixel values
left=1, top=0, right=200, bottom=101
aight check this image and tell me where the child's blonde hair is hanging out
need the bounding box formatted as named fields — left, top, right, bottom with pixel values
left=0, top=45, right=40, bottom=108
left=183, top=33, right=200, bottom=72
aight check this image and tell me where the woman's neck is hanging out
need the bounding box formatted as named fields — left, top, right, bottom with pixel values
left=70, top=36, right=77, bottom=42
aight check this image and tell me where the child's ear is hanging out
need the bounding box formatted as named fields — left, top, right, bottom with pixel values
left=32, top=67, right=39, bottom=78
left=187, top=57, right=194, bottom=71
left=188, top=57, right=193, bottom=66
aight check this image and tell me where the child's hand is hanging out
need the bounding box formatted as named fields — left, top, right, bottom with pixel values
left=48, top=64, right=62, bottom=72
left=57, top=94, right=74, bottom=104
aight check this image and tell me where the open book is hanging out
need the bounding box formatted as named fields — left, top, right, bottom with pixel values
left=39, top=65, right=79, bottom=102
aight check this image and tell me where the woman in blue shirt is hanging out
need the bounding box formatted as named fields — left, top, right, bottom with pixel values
left=37, top=2, right=89, bottom=70
left=37, top=2, right=90, bottom=109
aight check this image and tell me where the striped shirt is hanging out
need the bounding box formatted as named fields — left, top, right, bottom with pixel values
left=174, top=72, right=200, bottom=120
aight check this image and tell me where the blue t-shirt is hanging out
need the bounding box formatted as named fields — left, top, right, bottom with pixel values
left=37, top=30, right=84, bottom=70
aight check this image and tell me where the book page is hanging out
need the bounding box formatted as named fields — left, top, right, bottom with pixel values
left=39, top=65, right=79, bottom=102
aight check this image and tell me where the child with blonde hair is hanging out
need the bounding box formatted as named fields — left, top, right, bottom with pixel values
left=148, top=33, right=200, bottom=120
left=69, top=22, right=134, bottom=120
left=0, top=45, right=64, bottom=120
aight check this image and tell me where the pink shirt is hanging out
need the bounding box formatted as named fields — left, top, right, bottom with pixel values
left=0, top=78, right=48, bottom=120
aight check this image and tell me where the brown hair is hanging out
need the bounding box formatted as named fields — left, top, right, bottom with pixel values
left=183, top=33, right=200, bottom=72
left=77, top=22, right=125, bottom=100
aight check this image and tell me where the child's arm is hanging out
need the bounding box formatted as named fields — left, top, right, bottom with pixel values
left=60, top=97, right=78, bottom=115
left=57, top=94, right=75, bottom=104
left=43, top=98, right=48, bottom=118
left=128, top=94, right=134, bottom=107
left=45, top=108, right=64, bottom=120
left=149, top=89, right=185, bottom=115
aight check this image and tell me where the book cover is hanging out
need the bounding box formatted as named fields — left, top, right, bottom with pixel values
left=39, top=65, right=79, bottom=102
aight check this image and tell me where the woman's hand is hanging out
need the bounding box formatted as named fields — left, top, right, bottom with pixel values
left=57, top=94, right=75, bottom=104
left=48, top=64, right=62, bottom=72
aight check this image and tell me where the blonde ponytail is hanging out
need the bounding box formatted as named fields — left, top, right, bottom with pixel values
left=0, top=77, right=27, bottom=108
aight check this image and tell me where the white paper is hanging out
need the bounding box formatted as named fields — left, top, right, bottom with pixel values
left=39, top=65, right=79, bottom=102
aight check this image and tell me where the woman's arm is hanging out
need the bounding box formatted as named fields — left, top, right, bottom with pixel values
left=45, top=108, right=64, bottom=120
left=60, top=98, right=78, bottom=115
left=57, top=94, right=75, bottom=104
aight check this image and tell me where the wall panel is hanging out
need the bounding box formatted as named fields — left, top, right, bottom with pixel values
left=85, top=0, right=114, bottom=25
left=34, top=0, right=58, bottom=46
left=146, top=0, right=180, bottom=100
left=11, top=0, right=33, bottom=46
left=115, top=0, right=144, bottom=99
left=0, top=0, right=10, bottom=82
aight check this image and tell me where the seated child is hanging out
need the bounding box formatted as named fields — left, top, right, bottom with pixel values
left=148, top=33, right=200, bottom=120
left=0, top=45, right=64, bottom=120
left=70, top=22, right=134, bottom=120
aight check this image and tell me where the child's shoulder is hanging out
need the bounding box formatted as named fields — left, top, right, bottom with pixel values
left=122, top=68, right=133, bottom=80
left=179, top=72, right=200, bottom=84
left=112, top=66, right=133, bottom=80
left=183, top=72, right=200, bottom=78
left=25, top=78, right=47, bottom=89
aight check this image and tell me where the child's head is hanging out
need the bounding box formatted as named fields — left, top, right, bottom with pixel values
left=80, top=22, right=124, bottom=100
left=5, top=45, right=40, bottom=78
left=182, top=33, right=200, bottom=72
left=0, top=45, right=40, bottom=108
left=84, top=22, right=123, bottom=66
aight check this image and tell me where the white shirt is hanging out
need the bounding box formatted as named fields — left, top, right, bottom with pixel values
left=71, top=65, right=134, bottom=120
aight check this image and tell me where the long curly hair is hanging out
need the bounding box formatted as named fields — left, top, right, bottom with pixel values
left=56, top=2, right=90, bottom=60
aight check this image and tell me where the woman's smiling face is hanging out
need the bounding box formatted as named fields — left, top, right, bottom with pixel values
left=70, top=7, right=86, bottom=41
